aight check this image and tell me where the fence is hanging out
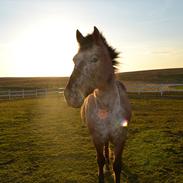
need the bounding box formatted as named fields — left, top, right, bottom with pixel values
left=126, top=83, right=183, bottom=96
left=0, top=88, right=64, bottom=100
left=0, top=84, right=182, bottom=100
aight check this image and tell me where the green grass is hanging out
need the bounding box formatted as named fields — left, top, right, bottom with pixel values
left=0, top=96, right=183, bottom=183
left=169, top=85, right=183, bottom=90
left=125, top=97, right=183, bottom=183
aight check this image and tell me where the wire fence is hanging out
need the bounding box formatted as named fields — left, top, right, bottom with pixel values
left=0, top=84, right=182, bottom=100
left=0, top=88, right=64, bottom=100
left=126, top=83, right=183, bottom=96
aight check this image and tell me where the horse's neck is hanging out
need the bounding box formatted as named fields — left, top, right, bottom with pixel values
left=94, top=79, right=119, bottom=110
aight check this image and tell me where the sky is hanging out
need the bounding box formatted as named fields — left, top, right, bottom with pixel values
left=0, top=0, right=183, bottom=77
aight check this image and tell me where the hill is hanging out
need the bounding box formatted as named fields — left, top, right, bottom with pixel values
left=0, top=77, right=68, bottom=89
left=118, top=68, right=183, bottom=83
left=0, top=68, right=182, bottom=89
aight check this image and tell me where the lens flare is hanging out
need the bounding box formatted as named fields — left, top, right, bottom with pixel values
left=114, top=118, right=128, bottom=128
left=120, top=119, right=128, bottom=127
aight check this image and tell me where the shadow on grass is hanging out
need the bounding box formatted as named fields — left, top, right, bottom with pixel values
left=122, top=163, right=140, bottom=183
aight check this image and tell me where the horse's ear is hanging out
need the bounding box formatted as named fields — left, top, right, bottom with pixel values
left=76, top=29, right=84, bottom=44
left=93, top=26, right=101, bottom=43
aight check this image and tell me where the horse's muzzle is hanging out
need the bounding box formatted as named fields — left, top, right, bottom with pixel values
left=64, top=88, right=83, bottom=108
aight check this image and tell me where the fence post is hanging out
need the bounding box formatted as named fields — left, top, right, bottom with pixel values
left=160, top=90, right=163, bottom=96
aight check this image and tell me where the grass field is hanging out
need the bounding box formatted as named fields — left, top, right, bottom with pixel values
left=0, top=95, right=182, bottom=183
left=169, top=85, right=183, bottom=90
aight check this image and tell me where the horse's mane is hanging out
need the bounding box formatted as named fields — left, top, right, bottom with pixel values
left=79, top=32, right=120, bottom=72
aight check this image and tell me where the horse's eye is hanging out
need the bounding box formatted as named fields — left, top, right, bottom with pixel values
left=91, top=57, right=98, bottom=63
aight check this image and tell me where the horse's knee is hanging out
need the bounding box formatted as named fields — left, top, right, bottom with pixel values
left=97, top=156, right=105, bottom=167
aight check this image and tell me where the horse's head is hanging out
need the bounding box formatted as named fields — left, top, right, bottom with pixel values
left=64, top=26, right=119, bottom=108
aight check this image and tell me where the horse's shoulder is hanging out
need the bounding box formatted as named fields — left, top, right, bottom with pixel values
left=81, top=93, right=95, bottom=122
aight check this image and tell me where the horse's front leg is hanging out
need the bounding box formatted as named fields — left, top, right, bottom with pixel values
left=104, top=142, right=110, bottom=171
left=113, top=141, right=125, bottom=183
left=94, top=141, right=105, bottom=183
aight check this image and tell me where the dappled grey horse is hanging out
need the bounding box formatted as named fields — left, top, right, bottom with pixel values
left=64, top=27, right=131, bottom=183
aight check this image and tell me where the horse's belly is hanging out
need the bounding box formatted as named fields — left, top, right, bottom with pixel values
left=109, top=123, right=128, bottom=144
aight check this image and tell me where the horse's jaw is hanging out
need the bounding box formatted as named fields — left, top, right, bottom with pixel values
left=65, top=99, right=83, bottom=108
left=64, top=89, right=84, bottom=108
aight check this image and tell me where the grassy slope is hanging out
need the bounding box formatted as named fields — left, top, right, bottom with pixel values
left=0, top=68, right=182, bottom=90
left=0, top=77, right=68, bottom=89
left=117, top=68, right=183, bottom=83
left=0, top=96, right=182, bottom=183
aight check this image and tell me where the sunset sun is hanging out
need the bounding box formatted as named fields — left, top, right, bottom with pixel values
left=8, top=17, right=76, bottom=76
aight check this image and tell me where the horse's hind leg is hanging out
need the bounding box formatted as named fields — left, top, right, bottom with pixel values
left=94, top=142, right=105, bottom=183
left=113, top=141, right=125, bottom=183
left=104, top=142, right=110, bottom=171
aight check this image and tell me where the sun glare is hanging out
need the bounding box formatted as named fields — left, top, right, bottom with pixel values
left=9, top=17, right=76, bottom=77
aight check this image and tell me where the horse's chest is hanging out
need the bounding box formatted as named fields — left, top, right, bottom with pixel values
left=85, top=106, right=125, bottom=143
left=86, top=108, right=109, bottom=135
